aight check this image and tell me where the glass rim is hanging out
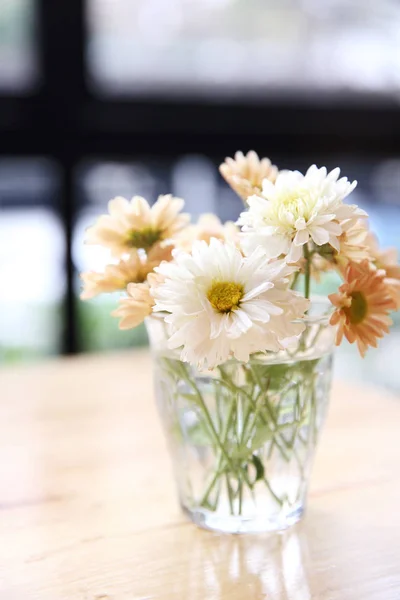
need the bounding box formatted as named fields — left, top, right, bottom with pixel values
left=297, top=295, right=335, bottom=325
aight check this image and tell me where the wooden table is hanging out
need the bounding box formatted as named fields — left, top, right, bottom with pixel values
left=0, top=350, right=399, bottom=600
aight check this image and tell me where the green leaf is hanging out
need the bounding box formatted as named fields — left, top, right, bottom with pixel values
left=249, top=424, right=274, bottom=451
left=298, top=357, right=321, bottom=375
left=251, top=454, right=265, bottom=482
left=186, top=422, right=212, bottom=446
left=230, top=446, right=252, bottom=462
left=180, top=392, right=199, bottom=404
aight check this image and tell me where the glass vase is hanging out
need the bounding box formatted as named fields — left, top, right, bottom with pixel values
left=146, top=303, right=335, bottom=534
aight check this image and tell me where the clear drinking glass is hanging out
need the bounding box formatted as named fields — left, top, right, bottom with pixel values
left=146, top=302, right=335, bottom=534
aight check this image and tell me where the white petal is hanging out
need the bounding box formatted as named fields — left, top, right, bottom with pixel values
left=329, top=235, right=341, bottom=251
left=244, top=298, right=283, bottom=318
left=228, top=309, right=253, bottom=338
left=323, top=221, right=342, bottom=235
left=242, top=280, right=274, bottom=301
left=287, top=243, right=303, bottom=263
left=293, top=229, right=309, bottom=246
left=309, top=226, right=330, bottom=246
left=241, top=301, right=271, bottom=322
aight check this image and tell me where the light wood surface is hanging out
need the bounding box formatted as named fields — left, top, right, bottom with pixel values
left=0, top=350, right=399, bottom=600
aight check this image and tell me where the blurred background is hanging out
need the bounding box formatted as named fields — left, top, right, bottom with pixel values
left=0, top=0, right=399, bottom=388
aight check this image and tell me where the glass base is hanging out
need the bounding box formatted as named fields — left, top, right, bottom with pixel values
left=182, top=503, right=304, bottom=534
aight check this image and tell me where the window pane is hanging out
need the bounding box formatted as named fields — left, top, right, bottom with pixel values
left=0, top=159, right=63, bottom=363
left=86, top=0, right=400, bottom=99
left=0, top=0, right=38, bottom=92
left=74, top=160, right=161, bottom=352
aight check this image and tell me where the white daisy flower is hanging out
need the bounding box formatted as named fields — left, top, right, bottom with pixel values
left=238, top=165, right=366, bottom=263
left=151, top=239, right=309, bottom=369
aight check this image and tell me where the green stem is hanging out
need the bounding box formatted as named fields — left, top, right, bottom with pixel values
left=241, top=371, right=269, bottom=446
left=174, top=365, right=251, bottom=515
left=238, top=479, right=243, bottom=515
left=215, top=379, right=224, bottom=432
left=307, top=322, right=325, bottom=351
left=219, top=366, right=293, bottom=467
left=240, top=395, right=256, bottom=446
left=290, top=270, right=300, bottom=290
left=263, top=476, right=284, bottom=507
left=199, top=389, right=237, bottom=507
left=218, top=367, right=264, bottom=417
left=184, top=371, right=255, bottom=512
left=246, top=365, right=291, bottom=461
left=232, top=365, right=288, bottom=507
left=303, top=244, right=311, bottom=300
left=175, top=363, right=237, bottom=469
left=310, top=385, right=318, bottom=445
left=197, top=404, right=227, bottom=461
left=199, top=467, right=223, bottom=509
left=225, top=473, right=235, bottom=515
left=262, top=402, right=291, bottom=462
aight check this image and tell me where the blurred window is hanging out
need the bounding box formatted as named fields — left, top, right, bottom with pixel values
left=73, top=160, right=162, bottom=352
left=0, top=0, right=38, bottom=92
left=0, top=159, right=63, bottom=362
left=86, top=0, right=400, bottom=99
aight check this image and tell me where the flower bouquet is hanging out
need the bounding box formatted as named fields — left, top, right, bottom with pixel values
left=81, top=151, right=400, bottom=533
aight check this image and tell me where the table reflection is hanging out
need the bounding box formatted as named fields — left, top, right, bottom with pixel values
left=182, top=527, right=312, bottom=600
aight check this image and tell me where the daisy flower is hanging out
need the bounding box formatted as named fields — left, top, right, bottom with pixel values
left=175, top=213, right=239, bottom=252
left=80, top=244, right=173, bottom=300
left=85, top=194, right=189, bottom=257
left=329, top=260, right=396, bottom=357
left=314, top=219, right=369, bottom=272
left=151, top=238, right=309, bottom=369
left=239, top=165, right=365, bottom=264
left=365, top=232, right=400, bottom=280
left=80, top=254, right=143, bottom=300
left=336, top=219, right=369, bottom=264
left=386, top=279, right=400, bottom=310
left=219, top=150, right=278, bottom=202
left=111, top=281, right=154, bottom=330
left=365, top=232, right=400, bottom=310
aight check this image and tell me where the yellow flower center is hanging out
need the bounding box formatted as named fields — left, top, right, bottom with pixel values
left=282, top=195, right=303, bottom=215
left=128, top=227, right=162, bottom=250
left=207, top=281, right=244, bottom=313
left=346, top=291, right=368, bottom=325
left=269, top=188, right=320, bottom=226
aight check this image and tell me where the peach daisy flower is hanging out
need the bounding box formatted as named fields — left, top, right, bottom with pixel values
left=219, top=150, right=278, bottom=202
left=296, top=253, right=332, bottom=283
left=386, top=278, right=400, bottom=310
left=80, top=244, right=173, bottom=300
left=175, top=214, right=239, bottom=252
left=365, top=232, right=400, bottom=280
left=145, top=243, right=174, bottom=272
left=335, top=219, right=369, bottom=265
left=111, top=281, right=154, bottom=330
left=312, top=219, right=369, bottom=274
left=329, top=260, right=396, bottom=357
left=365, top=232, right=400, bottom=309
left=85, top=194, right=189, bottom=257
